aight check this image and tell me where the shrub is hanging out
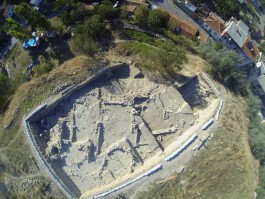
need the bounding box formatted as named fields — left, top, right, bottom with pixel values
left=196, top=41, right=248, bottom=95
left=134, top=6, right=149, bottom=27
left=94, top=0, right=120, bottom=19
left=0, top=70, right=11, bottom=112
left=70, top=34, right=99, bottom=57
left=49, top=17, right=67, bottom=36
left=34, top=61, right=54, bottom=77
left=147, top=10, right=170, bottom=31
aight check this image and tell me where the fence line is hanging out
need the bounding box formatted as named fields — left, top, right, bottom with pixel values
left=92, top=164, right=163, bottom=199
left=201, top=72, right=220, bottom=97
left=215, top=100, right=223, bottom=121
left=165, top=134, right=198, bottom=161
left=201, top=118, right=214, bottom=130
left=124, top=23, right=167, bottom=41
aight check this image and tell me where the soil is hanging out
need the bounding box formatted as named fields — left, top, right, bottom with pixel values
left=31, top=64, right=206, bottom=196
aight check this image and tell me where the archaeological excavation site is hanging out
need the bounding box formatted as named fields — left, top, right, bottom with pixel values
left=26, top=64, right=216, bottom=198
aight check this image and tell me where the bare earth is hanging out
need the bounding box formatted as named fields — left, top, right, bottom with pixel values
left=32, top=64, right=217, bottom=198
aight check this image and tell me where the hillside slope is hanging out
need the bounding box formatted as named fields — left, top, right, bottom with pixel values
left=136, top=90, right=258, bottom=199
left=0, top=38, right=259, bottom=198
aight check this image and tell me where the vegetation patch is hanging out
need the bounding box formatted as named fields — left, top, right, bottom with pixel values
left=0, top=56, right=100, bottom=197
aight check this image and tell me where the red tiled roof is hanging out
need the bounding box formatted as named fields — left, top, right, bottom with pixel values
left=170, top=15, right=199, bottom=36
left=242, top=37, right=260, bottom=61
left=204, top=12, right=225, bottom=35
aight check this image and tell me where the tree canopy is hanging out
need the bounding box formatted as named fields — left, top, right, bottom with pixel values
left=70, top=15, right=106, bottom=56
left=134, top=6, right=149, bottom=27
left=196, top=41, right=248, bottom=95
left=212, top=0, right=241, bottom=19
left=94, top=0, right=120, bottom=19
left=148, top=10, right=170, bottom=31
left=134, top=8, right=170, bottom=31
left=0, top=70, right=11, bottom=112
left=6, top=18, right=30, bottom=40
left=14, top=2, right=51, bottom=30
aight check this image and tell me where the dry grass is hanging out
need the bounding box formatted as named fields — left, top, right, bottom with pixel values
left=181, top=54, right=211, bottom=76
left=5, top=44, right=31, bottom=78
left=0, top=55, right=100, bottom=197
left=137, top=96, right=258, bottom=199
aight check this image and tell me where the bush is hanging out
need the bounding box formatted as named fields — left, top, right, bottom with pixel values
left=70, top=34, right=99, bottom=57
left=148, top=10, right=170, bottom=31
left=94, top=0, right=120, bottom=19
left=259, top=42, right=265, bottom=54
left=257, top=165, right=265, bottom=199
left=34, top=61, right=54, bottom=77
left=0, top=70, right=11, bottom=112
left=49, top=17, right=67, bottom=36
left=246, top=94, right=265, bottom=162
left=134, top=6, right=149, bottom=27
left=60, top=2, right=90, bottom=26
left=69, top=14, right=106, bottom=56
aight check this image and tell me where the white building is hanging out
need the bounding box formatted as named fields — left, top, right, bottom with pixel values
left=222, top=19, right=249, bottom=48
left=249, top=53, right=265, bottom=96
left=220, top=18, right=259, bottom=64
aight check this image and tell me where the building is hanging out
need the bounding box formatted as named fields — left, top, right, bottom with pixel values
left=30, top=0, right=42, bottom=7
left=220, top=18, right=259, bottom=64
left=249, top=52, right=265, bottom=96
left=241, top=37, right=259, bottom=61
left=203, top=12, right=225, bottom=40
left=222, top=19, right=249, bottom=48
left=168, top=14, right=209, bottom=41
left=184, top=1, right=197, bottom=12
left=2, top=4, right=14, bottom=18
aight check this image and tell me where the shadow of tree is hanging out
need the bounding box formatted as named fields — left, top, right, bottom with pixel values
left=26, top=38, right=74, bottom=65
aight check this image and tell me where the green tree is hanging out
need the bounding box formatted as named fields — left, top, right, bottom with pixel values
left=83, top=15, right=106, bottom=40
left=70, top=15, right=105, bottom=57
left=60, top=2, right=89, bottom=26
left=259, top=42, right=265, bottom=54
left=14, top=2, right=51, bottom=30
left=0, top=70, right=11, bottom=112
left=134, top=6, right=149, bottom=27
left=34, top=61, right=54, bottom=77
left=213, top=0, right=241, bottom=19
left=196, top=41, right=247, bottom=95
left=94, top=0, right=120, bottom=19
left=70, top=34, right=99, bottom=57
left=147, top=10, right=169, bottom=31
left=53, top=0, right=73, bottom=9
left=6, top=18, right=30, bottom=40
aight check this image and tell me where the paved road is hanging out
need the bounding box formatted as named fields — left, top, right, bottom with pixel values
left=149, top=0, right=209, bottom=36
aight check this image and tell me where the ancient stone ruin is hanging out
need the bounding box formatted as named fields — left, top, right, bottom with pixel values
left=32, top=65, right=200, bottom=196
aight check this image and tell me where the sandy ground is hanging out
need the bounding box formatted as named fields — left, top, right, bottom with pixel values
left=33, top=64, right=212, bottom=197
